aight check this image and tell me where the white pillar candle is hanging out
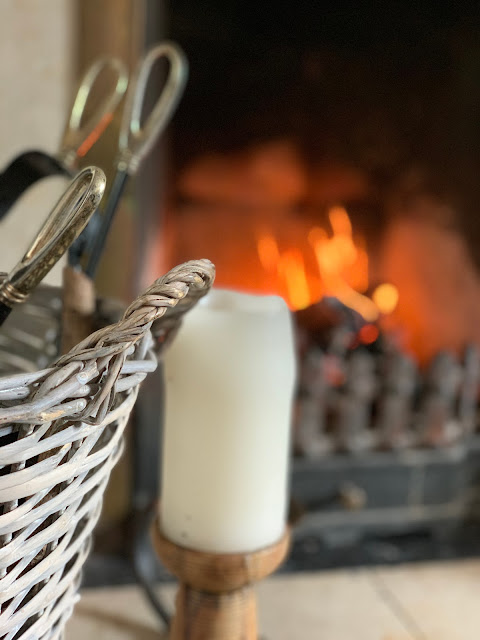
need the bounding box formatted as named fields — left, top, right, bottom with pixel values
left=160, top=289, right=296, bottom=553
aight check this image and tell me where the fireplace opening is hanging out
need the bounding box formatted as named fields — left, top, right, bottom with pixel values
left=146, top=2, right=480, bottom=568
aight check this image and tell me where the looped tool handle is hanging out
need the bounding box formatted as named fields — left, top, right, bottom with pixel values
left=59, top=57, right=128, bottom=169
left=118, top=42, right=188, bottom=175
left=0, top=167, right=106, bottom=305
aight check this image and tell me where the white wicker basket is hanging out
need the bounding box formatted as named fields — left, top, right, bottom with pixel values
left=0, top=259, right=215, bottom=640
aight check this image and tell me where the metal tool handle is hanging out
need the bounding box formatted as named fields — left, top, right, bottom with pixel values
left=58, top=58, right=128, bottom=169
left=118, top=42, right=188, bottom=175
left=0, top=167, right=106, bottom=307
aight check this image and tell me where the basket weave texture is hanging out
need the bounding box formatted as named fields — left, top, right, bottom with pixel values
left=0, top=259, right=215, bottom=640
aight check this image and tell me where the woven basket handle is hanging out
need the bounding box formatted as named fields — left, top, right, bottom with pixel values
left=0, top=260, right=215, bottom=427
left=59, top=259, right=215, bottom=362
left=57, top=259, right=215, bottom=422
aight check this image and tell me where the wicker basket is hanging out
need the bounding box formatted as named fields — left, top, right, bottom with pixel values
left=0, top=259, right=215, bottom=640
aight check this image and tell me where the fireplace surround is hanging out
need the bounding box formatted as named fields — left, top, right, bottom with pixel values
left=75, top=0, right=480, bottom=582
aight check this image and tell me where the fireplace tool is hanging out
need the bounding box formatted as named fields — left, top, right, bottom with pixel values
left=0, top=168, right=105, bottom=383
left=61, top=41, right=188, bottom=353
left=0, top=56, right=127, bottom=220
left=0, top=166, right=106, bottom=326
left=69, top=41, right=188, bottom=278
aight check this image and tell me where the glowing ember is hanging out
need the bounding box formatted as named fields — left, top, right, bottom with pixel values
left=358, top=324, right=380, bottom=344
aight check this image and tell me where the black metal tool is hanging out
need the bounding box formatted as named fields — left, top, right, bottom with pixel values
left=0, top=57, right=127, bottom=221
left=72, top=41, right=188, bottom=279
left=0, top=167, right=106, bottom=327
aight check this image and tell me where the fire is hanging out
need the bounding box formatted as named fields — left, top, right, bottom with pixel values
left=372, top=283, right=399, bottom=315
left=255, top=206, right=396, bottom=322
left=277, top=248, right=312, bottom=311
left=308, top=208, right=378, bottom=321
left=257, top=232, right=280, bottom=273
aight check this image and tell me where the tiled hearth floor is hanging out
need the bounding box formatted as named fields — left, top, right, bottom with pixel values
left=66, top=559, right=480, bottom=639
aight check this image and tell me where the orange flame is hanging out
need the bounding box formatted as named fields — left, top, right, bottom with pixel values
left=372, top=283, right=399, bottom=315
left=277, top=248, right=312, bottom=311
left=255, top=206, right=397, bottom=320
left=257, top=231, right=280, bottom=273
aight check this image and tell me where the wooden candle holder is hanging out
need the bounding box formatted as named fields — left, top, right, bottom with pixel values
left=152, top=521, right=290, bottom=640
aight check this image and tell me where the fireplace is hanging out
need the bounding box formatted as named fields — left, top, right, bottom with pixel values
left=141, top=2, right=480, bottom=567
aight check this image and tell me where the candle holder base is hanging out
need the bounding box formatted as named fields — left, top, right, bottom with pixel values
left=151, top=521, right=290, bottom=640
